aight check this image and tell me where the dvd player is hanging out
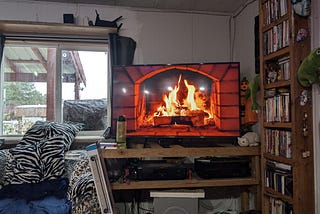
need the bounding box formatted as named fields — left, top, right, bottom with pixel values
left=129, top=160, right=189, bottom=181
left=194, top=157, right=251, bottom=179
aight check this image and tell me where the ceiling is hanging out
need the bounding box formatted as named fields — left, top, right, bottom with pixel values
left=33, top=0, right=250, bottom=15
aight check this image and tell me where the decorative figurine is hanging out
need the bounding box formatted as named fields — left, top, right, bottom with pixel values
left=296, top=28, right=308, bottom=42
left=237, top=132, right=260, bottom=147
left=291, top=0, right=311, bottom=17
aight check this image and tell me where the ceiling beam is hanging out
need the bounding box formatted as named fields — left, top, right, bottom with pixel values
left=10, top=59, right=41, bottom=64
left=70, top=51, right=87, bottom=86
left=4, top=56, right=19, bottom=73
left=4, top=72, right=47, bottom=82
left=31, top=47, right=48, bottom=71
left=4, top=72, right=77, bottom=83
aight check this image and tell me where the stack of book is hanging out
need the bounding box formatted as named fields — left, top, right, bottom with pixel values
left=265, top=129, right=292, bottom=158
left=265, top=160, right=293, bottom=196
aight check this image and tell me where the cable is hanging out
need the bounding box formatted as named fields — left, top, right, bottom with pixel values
left=233, top=0, right=258, bottom=18
left=123, top=201, right=127, bottom=214
left=200, top=200, right=215, bottom=211
left=138, top=206, right=154, bottom=213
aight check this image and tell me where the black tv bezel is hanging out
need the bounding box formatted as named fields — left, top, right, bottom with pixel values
left=110, top=62, right=241, bottom=146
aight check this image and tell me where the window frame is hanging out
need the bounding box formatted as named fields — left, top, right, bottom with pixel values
left=0, top=36, right=111, bottom=137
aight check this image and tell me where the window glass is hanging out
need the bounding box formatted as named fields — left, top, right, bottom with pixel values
left=61, top=50, right=109, bottom=131
left=0, top=41, right=109, bottom=135
left=0, top=45, right=53, bottom=135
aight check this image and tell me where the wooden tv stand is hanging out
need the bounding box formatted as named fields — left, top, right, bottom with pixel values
left=99, top=142, right=261, bottom=211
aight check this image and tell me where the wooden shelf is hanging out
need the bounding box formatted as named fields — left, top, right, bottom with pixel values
left=264, top=80, right=291, bottom=89
left=263, top=122, right=292, bottom=129
left=96, top=143, right=261, bottom=211
left=100, top=144, right=260, bottom=192
left=264, top=187, right=293, bottom=204
left=101, top=144, right=260, bottom=158
left=263, top=47, right=290, bottom=61
left=111, top=177, right=259, bottom=190
left=263, top=153, right=294, bottom=165
left=0, top=20, right=117, bottom=39
left=262, top=14, right=289, bottom=31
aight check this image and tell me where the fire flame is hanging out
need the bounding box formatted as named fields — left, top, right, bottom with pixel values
left=154, top=74, right=212, bottom=119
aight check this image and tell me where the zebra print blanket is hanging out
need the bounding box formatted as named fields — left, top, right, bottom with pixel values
left=0, top=121, right=101, bottom=213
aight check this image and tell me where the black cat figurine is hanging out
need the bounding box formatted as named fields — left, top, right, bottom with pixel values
left=94, top=10, right=122, bottom=31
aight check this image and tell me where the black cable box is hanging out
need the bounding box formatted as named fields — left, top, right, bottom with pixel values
left=194, top=157, right=251, bottom=179
left=129, top=160, right=189, bottom=181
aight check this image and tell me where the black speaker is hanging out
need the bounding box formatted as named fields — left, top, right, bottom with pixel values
left=63, top=14, right=74, bottom=24
left=194, top=157, right=251, bottom=179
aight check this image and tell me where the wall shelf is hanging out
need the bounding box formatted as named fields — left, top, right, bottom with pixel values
left=0, top=20, right=117, bottom=39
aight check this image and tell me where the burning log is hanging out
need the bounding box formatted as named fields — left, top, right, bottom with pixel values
left=153, top=116, right=172, bottom=126
left=153, top=110, right=208, bottom=127
left=154, top=116, right=191, bottom=126
left=188, top=110, right=208, bottom=127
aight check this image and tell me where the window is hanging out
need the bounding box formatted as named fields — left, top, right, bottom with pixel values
left=0, top=39, right=110, bottom=136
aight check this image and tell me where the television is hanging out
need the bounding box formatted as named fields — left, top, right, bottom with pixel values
left=111, top=62, right=241, bottom=146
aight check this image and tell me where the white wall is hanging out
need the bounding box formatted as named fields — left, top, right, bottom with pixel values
left=233, top=1, right=260, bottom=136
left=0, top=1, right=259, bottom=212
left=0, top=0, right=233, bottom=65
left=233, top=1, right=259, bottom=80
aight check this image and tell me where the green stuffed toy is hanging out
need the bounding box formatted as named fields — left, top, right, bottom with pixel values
left=298, top=47, right=320, bottom=87
left=245, top=74, right=260, bottom=110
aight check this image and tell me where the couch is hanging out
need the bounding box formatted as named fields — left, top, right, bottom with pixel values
left=0, top=121, right=101, bottom=214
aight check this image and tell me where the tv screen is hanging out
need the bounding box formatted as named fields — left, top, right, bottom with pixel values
left=111, top=62, right=240, bottom=144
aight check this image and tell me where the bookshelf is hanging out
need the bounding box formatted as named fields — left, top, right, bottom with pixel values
left=259, top=0, right=315, bottom=213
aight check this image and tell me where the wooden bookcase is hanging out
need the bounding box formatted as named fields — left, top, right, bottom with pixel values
left=259, top=0, right=315, bottom=213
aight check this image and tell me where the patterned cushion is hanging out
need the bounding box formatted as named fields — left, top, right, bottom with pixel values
left=19, top=121, right=83, bottom=151
left=19, top=120, right=48, bottom=144
left=5, top=135, right=66, bottom=185
left=70, top=173, right=101, bottom=214
left=45, top=122, right=83, bottom=151
left=68, top=159, right=91, bottom=190
left=2, top=151, right=15, bottom=187
left=65, top=156, right=101, bottom=213
left=9, top=143, right=42, bottom=184
left=39, top=136, right=66, bottom=180
left=2, top=147, right=101, bottom=213
left=64, top=150, right=88, bottom=179
left=0, top=150, right=11, bottom=188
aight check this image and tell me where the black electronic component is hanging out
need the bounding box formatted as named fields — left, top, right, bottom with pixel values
left=194, top=157, right=251, bottom=179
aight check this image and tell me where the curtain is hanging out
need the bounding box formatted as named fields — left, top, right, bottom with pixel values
left=0, top=34, right=5, bottom=67
left=108, top=33, right=136, bottom=66
left=108, top=33, right=136, bottom=138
